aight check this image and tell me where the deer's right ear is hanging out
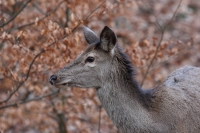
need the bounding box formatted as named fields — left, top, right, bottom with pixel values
left=99, top=26, right=117, bottom=52
left=82, top=26, right=100, bottom=45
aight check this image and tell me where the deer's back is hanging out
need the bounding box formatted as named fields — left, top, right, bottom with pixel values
left=153, top=66, right=200, bottom=133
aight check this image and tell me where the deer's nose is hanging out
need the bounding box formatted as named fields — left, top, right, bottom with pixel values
left=49, top=75, right=57, bottom=85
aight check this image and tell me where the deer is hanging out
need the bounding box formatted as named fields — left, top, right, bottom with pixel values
left=49, top=26, right=200, bottom=133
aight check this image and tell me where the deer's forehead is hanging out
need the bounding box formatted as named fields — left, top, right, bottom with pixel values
left=79, top=43, right=111, bottom=59
left=81, top=44, right=101, bottom=55
left=81, top=44, right=96, bottom=54
left=83, top=49, right=108, bottom=58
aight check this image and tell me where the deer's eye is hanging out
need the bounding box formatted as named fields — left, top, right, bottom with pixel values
left=86, top=56, right=95, bottom=63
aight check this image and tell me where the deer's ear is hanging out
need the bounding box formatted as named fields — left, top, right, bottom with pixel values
left=82, top=26, right=100, bottom=45
left=100, top=26, right=117, bottom=52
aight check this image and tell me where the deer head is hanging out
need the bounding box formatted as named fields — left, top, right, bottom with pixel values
left=49, top=26, right=118, bottom=89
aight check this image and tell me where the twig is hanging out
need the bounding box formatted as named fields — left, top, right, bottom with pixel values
left=71, top=0, right=107, bottom=33
left=0, top=0, right=32, bottom=28
left=98, top=105, right=102, bottom=133
left=6, top=0, right=65, bottom=33
left=50, top=99, right=67, bottom=133
left=65, top=8, right=70, bottom=27
left=140, top=0, right=182, bottom=87
left=85, top=0, right=106, bottom=21
left=0, top=0, right=107, bottom=108
left=33, top=2, right=46, bottom=15
left=0, top=88, right=61, bottom=109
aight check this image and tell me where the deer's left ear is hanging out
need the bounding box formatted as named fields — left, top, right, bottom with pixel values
left=82, top=26, right=100, bottom=45
left=100, top=26, right=117, bottom=52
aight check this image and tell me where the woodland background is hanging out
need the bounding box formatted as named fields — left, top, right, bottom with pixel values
left=0, top=0, right=200, bottom=133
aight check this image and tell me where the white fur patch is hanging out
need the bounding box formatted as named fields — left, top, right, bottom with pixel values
left=111, top=48, right=115, bottom=56
left=87, top=63, right=96, bottom=67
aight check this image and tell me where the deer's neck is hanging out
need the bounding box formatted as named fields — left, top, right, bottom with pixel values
left=96, top=78, right=153, bottom=131
left=96, top=52, right=154, bottom=132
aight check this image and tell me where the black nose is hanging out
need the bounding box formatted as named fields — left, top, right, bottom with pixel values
left=49, top=75, right=57, bottom=85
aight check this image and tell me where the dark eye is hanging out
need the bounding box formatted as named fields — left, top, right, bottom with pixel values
left=86, top=56, right=95, bottom=63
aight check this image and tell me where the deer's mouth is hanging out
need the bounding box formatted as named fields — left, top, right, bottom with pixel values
left=59, top=81, right=72, bottom=86
left=54, top=79, right=73, bottom=87
left=61, top=83, right=68, bottom=85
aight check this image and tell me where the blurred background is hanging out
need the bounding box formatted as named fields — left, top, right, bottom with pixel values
left=0, top=0, right=200, bottom=132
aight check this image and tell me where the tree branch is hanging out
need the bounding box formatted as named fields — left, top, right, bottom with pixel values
left=98, top=105, right=102, bottom=133
left=0, top=0, right=32, bottom=28
left=140, top=0, right=182, bottom=87
left=6, top=0, right=65, bottom=33
left=0, top=88, right=61, bottom=109
left=50, top=99, right=67, bottom=133
left=32, top=2, right=46, bottom=15
left=84, top=0, right=106, bottom=21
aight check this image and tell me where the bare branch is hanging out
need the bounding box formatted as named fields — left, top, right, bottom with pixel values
left=0, top=88, right=61, bottom=109
left=32, top=2, right=46, bottom=15
left=84, top=0, right=107, bottom=21
left=98, top=105, right=102, bottom=133
left=140, top=0, right=182, bottom=87
left=7, top=0, right=65, bottom=33
left=0, top=0, right=32, bottom=28
left=50, top=99, right=67, bottom=133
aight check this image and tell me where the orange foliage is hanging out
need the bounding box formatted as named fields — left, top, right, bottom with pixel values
left=0, top=0, right=200, bottom=132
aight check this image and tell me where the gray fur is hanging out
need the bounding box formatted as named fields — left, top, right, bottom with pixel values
left=49, top=26, right=200, bottom=133
left=82, top=26, right=100, bottom=44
